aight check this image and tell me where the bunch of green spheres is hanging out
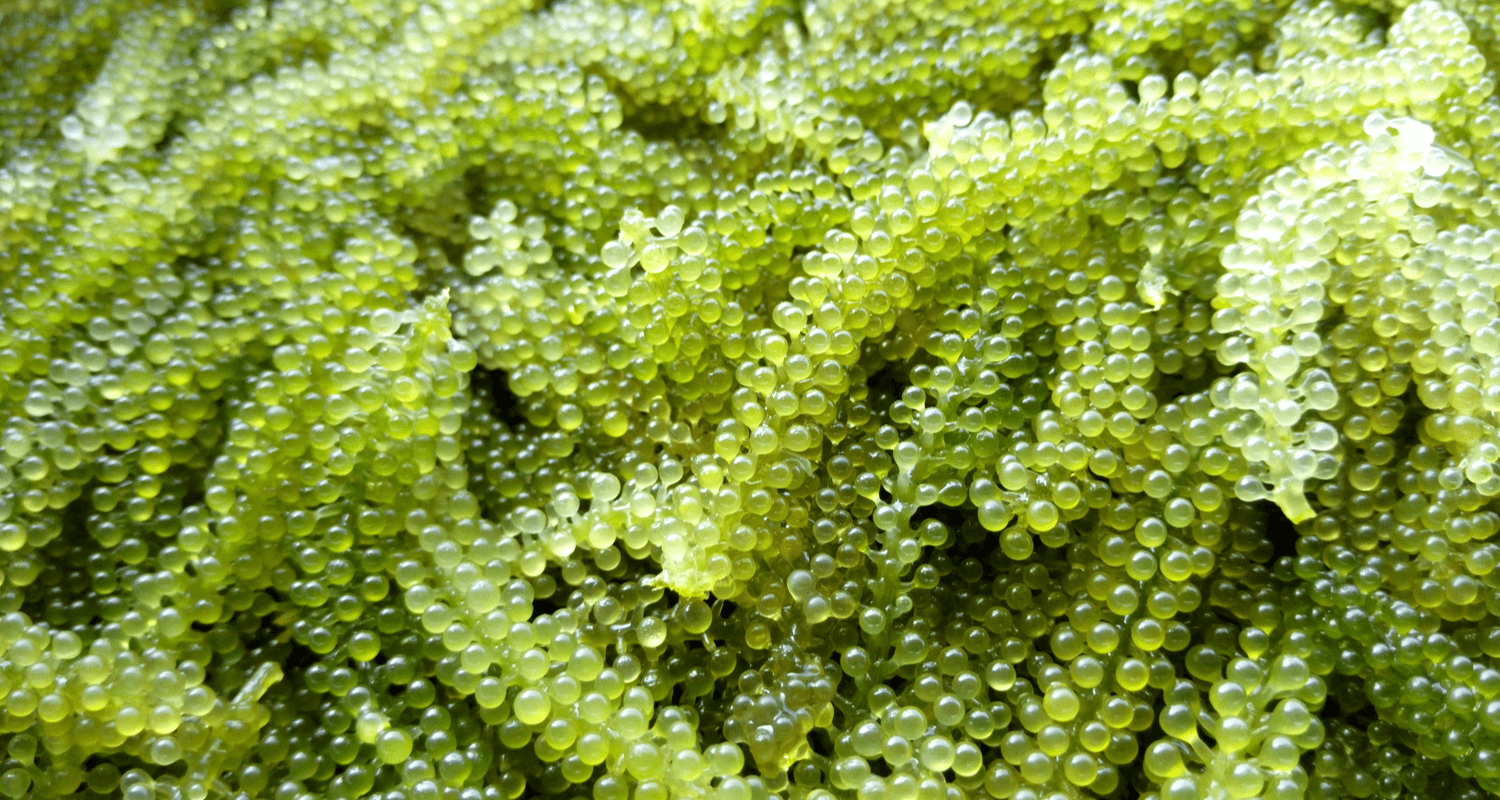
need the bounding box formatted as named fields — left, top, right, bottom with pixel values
left=5, top=0, right=1500, bottom=799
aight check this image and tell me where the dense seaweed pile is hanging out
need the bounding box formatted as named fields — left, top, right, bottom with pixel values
left=4, top=0, right=1500, bottom=799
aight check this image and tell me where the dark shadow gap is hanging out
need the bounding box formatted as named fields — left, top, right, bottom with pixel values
left=1260, top=500, right=1298, bottom=563
left=472, top=365, right=527, bottom=429
left=619, top=98, right=722, bottom=143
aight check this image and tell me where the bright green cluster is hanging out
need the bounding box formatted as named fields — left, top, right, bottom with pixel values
left=5, top=1, right=1500, bottom=800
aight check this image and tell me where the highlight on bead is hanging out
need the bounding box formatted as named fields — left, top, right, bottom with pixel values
left=2, top=1, right=1500, bottom=800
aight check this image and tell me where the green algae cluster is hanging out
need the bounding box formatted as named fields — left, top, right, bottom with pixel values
left=3, top=0, right=1500, bottom=799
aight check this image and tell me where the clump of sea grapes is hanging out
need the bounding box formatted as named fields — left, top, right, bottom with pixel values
left=4, top=1, right=1500, bottom=800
